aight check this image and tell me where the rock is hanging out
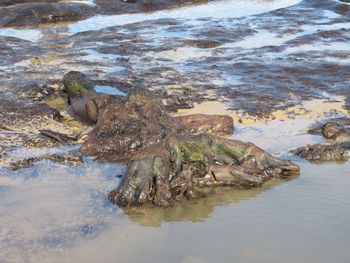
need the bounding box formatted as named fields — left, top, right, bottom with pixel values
left=294, top=142, right=350, bottom=162
left=0, top=96, right=62, bottom=133
left=63, top=72, right=234, bottom=161
left=0, top=0, right=59, bottom=7
left=0, top=0, right=208, bottom=27
left=8, top=151, right=84, bottom=171
left=95, top=0, right=208, bottom=14
left=61, top=71, right=298, bottom=207
left=174, top=114, right=234, bottom=135
left=109, top=134, right=299, bottom=207
left=18, top=83, right=54, bottom=102
left=322, top=122, right=346, bottom=139
left=295, top=119, right=350, bottom=162
left=62, top=71, right=120, bottom=124
left=0, top=2, right=95, bottom=27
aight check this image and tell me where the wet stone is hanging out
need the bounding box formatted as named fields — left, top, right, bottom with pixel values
left=294, top=119, right=350, bottom=162
left=109, top=134, right=299, bottom=207
left=61, top=71, right=300, bottom=207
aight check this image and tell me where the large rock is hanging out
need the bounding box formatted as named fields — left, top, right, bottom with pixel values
left=109, top=134, right=299, bottom=207
left=295, top=119, right=350, bottom=162
left=62, top=71, right=234, bottom=161
left=0, top=2, right=95, bottom=27
left=62, top=71, right=299, bottom=207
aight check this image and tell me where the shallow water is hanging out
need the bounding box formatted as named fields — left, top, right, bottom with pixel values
left=1, top=102, right=349, bottom=262
left=94, top=85, right=127, bottom=96
left=1, top=0, right=350, bottom=262
left=0, top=28, right=42, bottom=42
left=66, top=161, right=350, bottom=263
left=2, top=133, right=349, bottom=263
left=68, top=0, right=302, bottom=34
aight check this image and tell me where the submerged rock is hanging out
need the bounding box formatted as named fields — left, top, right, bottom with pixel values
left=294, top=119, right=350, bottom=162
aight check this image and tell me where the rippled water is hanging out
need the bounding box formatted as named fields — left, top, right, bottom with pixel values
left=65, top=162, right=350, bottom=263
left=68, top=0, right=302, bottom=34
left=1, top=0, right=350, bottom=262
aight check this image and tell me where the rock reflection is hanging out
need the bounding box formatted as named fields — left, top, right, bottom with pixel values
left=122, top=176, right=298, bottom=227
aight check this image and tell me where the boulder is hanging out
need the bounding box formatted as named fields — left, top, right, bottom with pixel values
left=109, top=134, right=299, bottom=207
left=295, top=119, right=350, bottom=162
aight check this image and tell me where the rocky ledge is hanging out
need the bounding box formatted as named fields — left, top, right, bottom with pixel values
left=294, top=118, right=350, bottom=162
left=62, top=71, right=300, bottom=207
left=109, top=134, right=299, bottom=207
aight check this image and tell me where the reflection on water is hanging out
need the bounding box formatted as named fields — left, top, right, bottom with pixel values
left=0, top=160, right=125, bottom=263
left=123, top=177, right=297, bottom=227
left=66, top=161, right=350, bottom=263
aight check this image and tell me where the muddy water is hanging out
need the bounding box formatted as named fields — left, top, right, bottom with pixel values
left=1, top=0, right=350, bottom=262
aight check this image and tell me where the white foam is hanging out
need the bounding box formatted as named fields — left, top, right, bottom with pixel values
left=94, top=85, right=127, bottom=96
left=223, top=30, right=296, bottom=49
left=0, top=28, right=42, bottom=42
left=68, top=0, right=302, bottom=34
left=285, top=42, right=350, bottom=53
left=68, top=0, right=96, bottom=6
left=83, top=49, right=121, bottom=62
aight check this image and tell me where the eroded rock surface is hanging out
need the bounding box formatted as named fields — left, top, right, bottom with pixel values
left=294, top=118, right=350, bottom=162
left=109, top=134, right=299, bottom=207
left=61, top=71, right=300, bottom=207
left=63, top=71, right=234, bottom=161
left=0, top=86, right=85, bottom=169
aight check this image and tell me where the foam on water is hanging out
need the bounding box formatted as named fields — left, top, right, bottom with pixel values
left=83, top=49, right=121, bottom=62
left=94, top=85, right=127, bottom=96
left=223, top=30, right=294, bottom=49
left=0, top=28, right=42, bottom=42
left=67, top=0, right=96, bottom=6
left=68, top=0, right=303, bottom=34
